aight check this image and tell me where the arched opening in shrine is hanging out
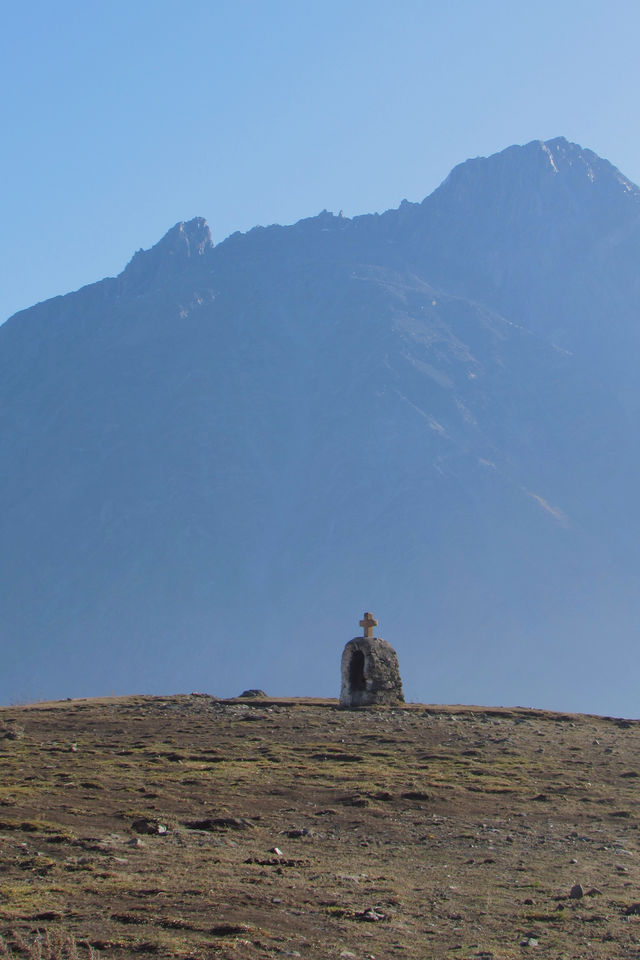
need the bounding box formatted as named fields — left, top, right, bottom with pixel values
left=349, top=649, right=366, bottom=691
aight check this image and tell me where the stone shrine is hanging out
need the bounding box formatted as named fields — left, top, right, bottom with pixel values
left=339, top=612, right=404, bottom=708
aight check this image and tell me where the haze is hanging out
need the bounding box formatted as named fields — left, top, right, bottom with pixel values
left=2, top=4, right=640, bottom=718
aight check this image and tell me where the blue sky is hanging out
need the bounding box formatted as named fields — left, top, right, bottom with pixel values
left=1, top=0, right=639, bottom=323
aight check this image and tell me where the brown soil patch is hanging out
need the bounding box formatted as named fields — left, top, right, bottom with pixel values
left=1, top=695, right=639, bottom=958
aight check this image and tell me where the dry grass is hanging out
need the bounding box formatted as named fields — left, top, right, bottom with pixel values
left=0, top=694, right=639, bottom=958
left=0, top=929, right=98, bottom=959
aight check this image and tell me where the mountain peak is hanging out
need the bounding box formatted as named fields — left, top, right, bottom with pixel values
left=161, top=217, right=214, bottom=256
left=119, top=216, right=213, bottom=292
left=413, top=138, right=640, bottom=266
left=529, top=137, right=638, bottom=191
left=436, top=137, right=639, bottom=204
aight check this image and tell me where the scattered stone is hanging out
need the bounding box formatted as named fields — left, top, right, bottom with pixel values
left=586, top=887, right=602, bottom=896
left=355, top=907, right=385, bottom=922
left=569, top=883, right=584, bottom=899
left=624, top=903, right=640, bottom=916
left=238, top=689, right=267, bottom=698
left=523, top=898, right=534, bottom=905
left=570, top=857, right=578, bottom=864
left=519, top=937, right=538, bottom=947
left=270, top=847, right=283, bottom=857
left=127, top=837, right=144, bottom=848
left=131, top=818, right=167, bottom=836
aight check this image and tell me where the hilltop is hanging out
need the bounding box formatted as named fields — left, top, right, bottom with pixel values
left=1, top=695, right=640, bottom=958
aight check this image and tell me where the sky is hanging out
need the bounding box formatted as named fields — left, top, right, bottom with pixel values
left=1, top=1, right=640, bottom=323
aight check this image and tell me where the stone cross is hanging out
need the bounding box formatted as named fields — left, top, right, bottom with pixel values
left=360, top=611, right=378, bottom=639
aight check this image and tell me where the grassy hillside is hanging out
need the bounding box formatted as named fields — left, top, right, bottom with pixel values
left=1, top=695, right=639, bottom=958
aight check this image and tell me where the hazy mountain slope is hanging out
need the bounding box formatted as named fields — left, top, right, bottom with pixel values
left=2, top=139, right=640, bottom=714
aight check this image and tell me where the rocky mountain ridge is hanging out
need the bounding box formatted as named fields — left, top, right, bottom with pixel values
left=2, top=138, right=640, bottom=714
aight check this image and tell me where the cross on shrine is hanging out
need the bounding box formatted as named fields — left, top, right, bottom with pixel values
left=360, top=611, right=378, bottom=639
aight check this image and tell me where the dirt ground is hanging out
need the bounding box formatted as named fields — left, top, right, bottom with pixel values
left=1, top=694, right=639, bottom=959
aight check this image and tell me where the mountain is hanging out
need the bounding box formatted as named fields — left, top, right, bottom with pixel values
left=2, top=138, right=640, bottom=715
